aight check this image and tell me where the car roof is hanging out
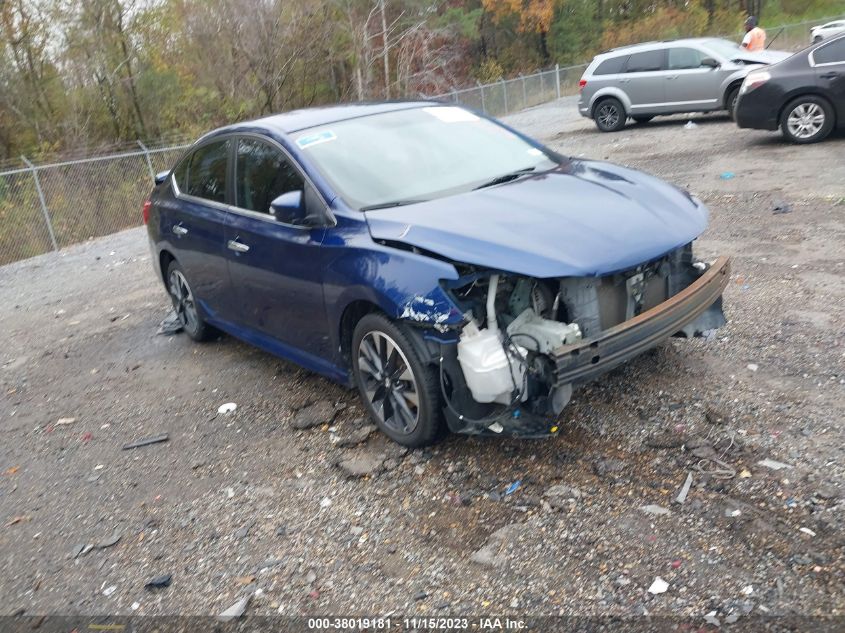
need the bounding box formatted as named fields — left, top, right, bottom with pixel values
left=598, top=37, right=729, bottom=58
left=219, top=101, right=433, bottom=136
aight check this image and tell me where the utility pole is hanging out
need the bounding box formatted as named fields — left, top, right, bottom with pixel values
left=380, top=0, right=390, bottom=99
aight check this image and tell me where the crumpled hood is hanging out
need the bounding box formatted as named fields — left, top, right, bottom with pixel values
left=734, top=49, right=791, bottom=64
left=364, top=159, right=709, bottom=278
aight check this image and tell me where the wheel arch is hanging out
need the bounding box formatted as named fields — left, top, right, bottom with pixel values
left=589, top=88, right=632, bottom=117
left=159, top=249, right=176, bottom=286
left=339, top=299, right=383, bottom=367
left=722, top=79, right=744, bottom=108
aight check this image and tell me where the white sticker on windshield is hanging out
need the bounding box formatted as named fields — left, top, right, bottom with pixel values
left=422, top=106, right=480, bottom=123
left=527, top=148, right=543, bottom=156
left=296, top=130, right=337, bottom=149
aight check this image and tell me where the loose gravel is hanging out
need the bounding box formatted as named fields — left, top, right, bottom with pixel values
left=0, top=101, right=843, bottom=622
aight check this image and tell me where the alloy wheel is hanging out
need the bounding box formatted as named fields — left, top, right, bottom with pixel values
left=357, top=330, right=420, bottom=435
left=787, top=103, right=825, bottom=140
left=169, top=269, right=199, bottom=333
left=598, top=104, right=620, bottom=128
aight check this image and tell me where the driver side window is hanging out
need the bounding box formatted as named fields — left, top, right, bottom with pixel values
left=668, top=47, right=705, bottom=70
left=235, top=137, right=304, bottom=214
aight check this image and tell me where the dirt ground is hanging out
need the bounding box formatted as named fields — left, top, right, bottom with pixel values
left=1, top=100, right=843, bottom=625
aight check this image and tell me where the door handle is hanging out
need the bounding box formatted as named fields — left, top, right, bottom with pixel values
left=227, top=239, right=250, bottom=253
left=171, top=224, right=188, bottom=236
left=820, top=71, right=838, bottom=79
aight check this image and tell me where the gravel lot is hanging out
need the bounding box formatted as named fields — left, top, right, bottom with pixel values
left=1, top=99, right=843, bottom=625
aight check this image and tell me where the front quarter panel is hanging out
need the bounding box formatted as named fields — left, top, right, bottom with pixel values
left=320, top=212, right=463, bottom=363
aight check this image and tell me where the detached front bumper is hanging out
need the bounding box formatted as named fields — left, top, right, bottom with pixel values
left=552, top=256, right=730, bottom=385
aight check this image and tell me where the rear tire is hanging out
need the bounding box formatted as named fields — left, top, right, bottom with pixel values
left=780, top=95, right=834, bottom=144
left=632, top=115, right=654, bottom=124
left=725, top=86, right=740, bottom=120
left=351, top=313, right=442, bottom=447
left=593, top=98, right=626, bottom=132
left=165, top=260, right=212, bottom=342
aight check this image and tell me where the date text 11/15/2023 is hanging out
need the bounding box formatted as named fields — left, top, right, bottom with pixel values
left=306, top=617, right=527, bottom=630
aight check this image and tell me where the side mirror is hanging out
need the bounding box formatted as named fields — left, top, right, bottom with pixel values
left=270, top=191, right=307, bottom=225
left=701, top=57, right=720, bottom=69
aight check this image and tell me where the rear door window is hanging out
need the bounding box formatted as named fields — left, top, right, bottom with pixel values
left=594, top=56, right=628, bottom=75
left=625, top=49, right=666, bottom=72
left=814, top=38, right=845, bottom=64
left=235, top=137, right=304, bottom=214
left=668, top=47, right=705, bottom=70
left=184, top=140, right=230, bottom=203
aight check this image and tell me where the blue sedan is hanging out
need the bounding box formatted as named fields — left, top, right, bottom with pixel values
left=145, top=102, right=729, bottom=447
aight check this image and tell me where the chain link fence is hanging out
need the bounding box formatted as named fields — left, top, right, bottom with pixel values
left=1, top=14, right=841, bottom=267
left=0, top=142, right=190, bottom=265
left=429, top=63, right=588, bottom=118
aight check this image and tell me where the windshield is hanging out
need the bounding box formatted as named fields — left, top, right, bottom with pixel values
left=702, top=38, right=743, bottom=59
left=293, top=106, right=559, bottom=210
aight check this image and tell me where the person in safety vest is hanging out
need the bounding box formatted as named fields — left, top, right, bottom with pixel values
left=742, top=16, right=766, bottom=51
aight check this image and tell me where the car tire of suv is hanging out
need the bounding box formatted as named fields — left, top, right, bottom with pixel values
left=165, top=260, right=212, bottom=342
left=352, top=313, right=442, bottom=447
left=725, top=86, right=740, bottom=120
left=780, top=95, right=835, bottom=144
left=594, top=98, right=626, bottom=132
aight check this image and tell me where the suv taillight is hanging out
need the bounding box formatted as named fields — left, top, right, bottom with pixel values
left=142, top=199, right=152, bottom=225
left=579, top=79, right=587, bottom=92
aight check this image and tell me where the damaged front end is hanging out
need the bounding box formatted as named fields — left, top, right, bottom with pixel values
left=413, top=243, right=729, bottom=438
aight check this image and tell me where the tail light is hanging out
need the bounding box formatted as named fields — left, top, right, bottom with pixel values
left=740, top=70, right=771, bottom=95
left=579, top=79, right=587, bottom=92
left=142, top=199, right=152, bottom=225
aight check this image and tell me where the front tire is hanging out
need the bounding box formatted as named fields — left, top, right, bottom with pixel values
left=165, top=260, right=211, bottom=342
left=351, top=313, right=442, bottom=447
left=780, top=96, right=834, bottom=144
left=594, top=98, right=626, bottom=132
left=725, top=86, right=740, bottom=120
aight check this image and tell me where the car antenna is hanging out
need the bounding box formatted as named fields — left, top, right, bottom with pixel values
left=766, top=27, right=785, bottom=49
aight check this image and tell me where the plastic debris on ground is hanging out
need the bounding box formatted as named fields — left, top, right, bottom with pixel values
left=747, top=363, right=759, bottom=371
left=675, top=472, right=693, bottom=504
left=102, top=586, right=117, bottom=597
left=684, top=120, right=698, bottom=129
left=55, top=417, right=76, bottom=426
left=640, top=504, right=671, bottom=516
left=156, top=310, right=183, bottom=336
left=758, top=458, right=792, bottom=470
left=320, top=497, right=332, bottom=509
left=720, top=171, right=735, bottom=180
left=799, top=527, right=816, bottom=537
left=772, top=201, right=792, bottom=214
left=217, top=594, right=251, bottom=622
left=504, top=480, right=521, bottom=496
left=704, top=611, right=721, bottom=627
left=122, top=433, right=170, bottom=450
left=217, top=402, right=237, bottom=415
left=648, top=577, right=669, bottom=594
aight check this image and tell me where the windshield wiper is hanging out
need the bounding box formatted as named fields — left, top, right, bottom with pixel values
left=360, top=199, right=428, bottom=211
left=473, top=167, right=536, bottom=190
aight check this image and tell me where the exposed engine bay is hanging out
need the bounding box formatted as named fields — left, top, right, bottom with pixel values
left=436, top=243, right=727, bottom=436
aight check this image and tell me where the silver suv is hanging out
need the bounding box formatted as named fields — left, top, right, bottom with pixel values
left=578, top=38, right=789, bottom=132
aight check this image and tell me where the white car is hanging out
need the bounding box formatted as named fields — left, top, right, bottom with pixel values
left=811, top=20, right=845, bottom=43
